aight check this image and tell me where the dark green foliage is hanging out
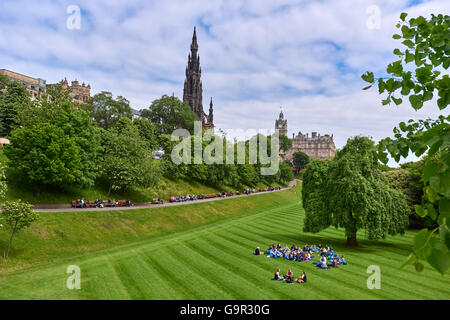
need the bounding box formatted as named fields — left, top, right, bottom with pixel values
left=16, top=85, right=102, bottom=188
left=4, top=122, right=81, bottom=194
left=0, top=80, right=32, bottom=137
left=279, top=134, right=292, bottom=153
left=89, top=91, right=133, bottom=129
left=141, top=95, right=198, bottom=136
left=279, top=160, right=294, bottom=184
left=362, top=13, right=449, bottom=274
left=293, top=151, right=309, bottom=169
left=302, top=137, right=410, bottom=246
left=100, top=118, right=160, bottom=195
left=302, top=159, right=332, bottom=233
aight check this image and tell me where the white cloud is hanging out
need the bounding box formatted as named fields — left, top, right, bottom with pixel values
left=0, top=0, right=447, bottom=164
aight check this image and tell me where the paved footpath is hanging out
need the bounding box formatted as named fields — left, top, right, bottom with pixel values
left=33, top=180, right=298, bottom=213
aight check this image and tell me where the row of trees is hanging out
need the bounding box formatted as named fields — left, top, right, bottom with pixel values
left=0, top=81, right=293, bottom=198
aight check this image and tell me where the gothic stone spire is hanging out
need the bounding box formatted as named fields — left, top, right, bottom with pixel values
left=183, top=26, right=204, bottom=124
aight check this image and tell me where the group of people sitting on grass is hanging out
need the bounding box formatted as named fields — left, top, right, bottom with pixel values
left=254, top=243, right=347, bottom=269
left=272, top=268, right=307, bottom=284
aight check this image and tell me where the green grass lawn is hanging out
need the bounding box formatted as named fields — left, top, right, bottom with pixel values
left=0, top=185, right=448, bottom=299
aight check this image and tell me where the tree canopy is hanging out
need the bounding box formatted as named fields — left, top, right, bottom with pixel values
left=302, top=136, right=410, bottom=246
left=89, top=91, right=133, bottom=129
left=4, top=122, right=81, bottom=194
left=293, top=151, right=309, bottom=169
left=141, top=95, right=199, bottom=136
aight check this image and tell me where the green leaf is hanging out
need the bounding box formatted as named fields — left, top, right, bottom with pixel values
left=423, top=161, right=438, bottom=182
left=393, top=48, right=403, bottom=56
left=415, top=205, right=428, bottom=218
left=405, top=50, right=415, bottom=63
left=362, top=85, right=372, bottom=90
left=427, top=204, right=437, bottom=220
left=409, top=94, right=423, bottom=110
left=439, top=198, right=450, bottom=218
left=400, top=12, right=408, bottom=21
left=427, top=245, right=450, bottom=275
left=402, top=39, right=415, bottom=49
left=392, top=96, right=403, bottom=105
left=361, top=72, right=374, bottom=84
left=393, top=34, right=402, bottom=40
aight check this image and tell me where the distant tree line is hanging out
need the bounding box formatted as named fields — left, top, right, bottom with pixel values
left=0, top=80, right=293, bottom=197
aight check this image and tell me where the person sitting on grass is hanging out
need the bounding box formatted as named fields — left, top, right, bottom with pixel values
left=296, top=271, right=307, bottom=284
left=304, top=252, right=311, bottom=262
left=254, top=247, right=262, bottom=255
left=272, top=268, right=284, bottom=281
left=313, top=255, right=329, bottom=269
left=339, top=255, right=347, bottom=265
left=285, top=269, right=294, bottom=283
left=327, top=258, right=338, bottom=268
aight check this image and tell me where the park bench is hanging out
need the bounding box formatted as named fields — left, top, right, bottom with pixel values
left=106, top=200, right=117, bottom=207
left=204, top=193, right=217, bottom=199
left=87, top=201, right=96, bottom=208
left=71, top=201, right=77, bottom=208
left=117, top=200, right=127, bottom=207
left=152, top=198, right=163, bottom=204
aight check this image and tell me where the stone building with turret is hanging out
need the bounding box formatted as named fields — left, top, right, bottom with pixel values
left=183, top=27, right=214, bottom=130
left=61, top=78, right=91, bottom=104
left=275, top=110, right=336, bottom=161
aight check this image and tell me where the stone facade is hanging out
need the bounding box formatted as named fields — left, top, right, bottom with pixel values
left=61, top=78, right=91, bottom=104
left=275, top=111, right=336, bottom=161
left=0, top=69, right=47, bottom=101
left=0, top=69, right=90, bottom=104
left=183, top=27, right=214, bottom=129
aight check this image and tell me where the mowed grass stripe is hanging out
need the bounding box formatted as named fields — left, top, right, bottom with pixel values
left=212, top=230, right=371, bottom=300
left=203, top=231, right=331, bottom=300
left=1, top=184, right=449, bottom=300
left=183, top=238, right=287, bottom=300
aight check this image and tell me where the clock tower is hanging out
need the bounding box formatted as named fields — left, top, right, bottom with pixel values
left=275, top=109, right=287, bottom=137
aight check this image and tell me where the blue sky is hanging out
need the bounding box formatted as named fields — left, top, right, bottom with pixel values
left=0, top=0, right=448, bottom=164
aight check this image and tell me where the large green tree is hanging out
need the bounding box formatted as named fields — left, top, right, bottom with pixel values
left=293, top=151, right=309, bottom=169
left=100, top=118, right=160, bottom=195
left=89, top=91, right=133, bottom=129
left=302, top=137, right=410, bottom=246
left=362, top=13, right=449, bottom=274
left=16, top=84, right=102, bottom=188
left=141, top=95, right=198, bottom=136
left=4, top=122, right=81, bottom=195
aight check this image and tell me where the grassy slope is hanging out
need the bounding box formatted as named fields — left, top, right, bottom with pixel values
left=0, top=185, right=449, bottom=299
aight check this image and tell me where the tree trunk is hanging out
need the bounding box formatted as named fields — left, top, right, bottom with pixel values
left=345, top=211, right=358, bottom=246
left=5, top=227, right=16, bottom=259
left=346, top=236, right=358, bottom=246
left=108, top=183, right=112, bottom=197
